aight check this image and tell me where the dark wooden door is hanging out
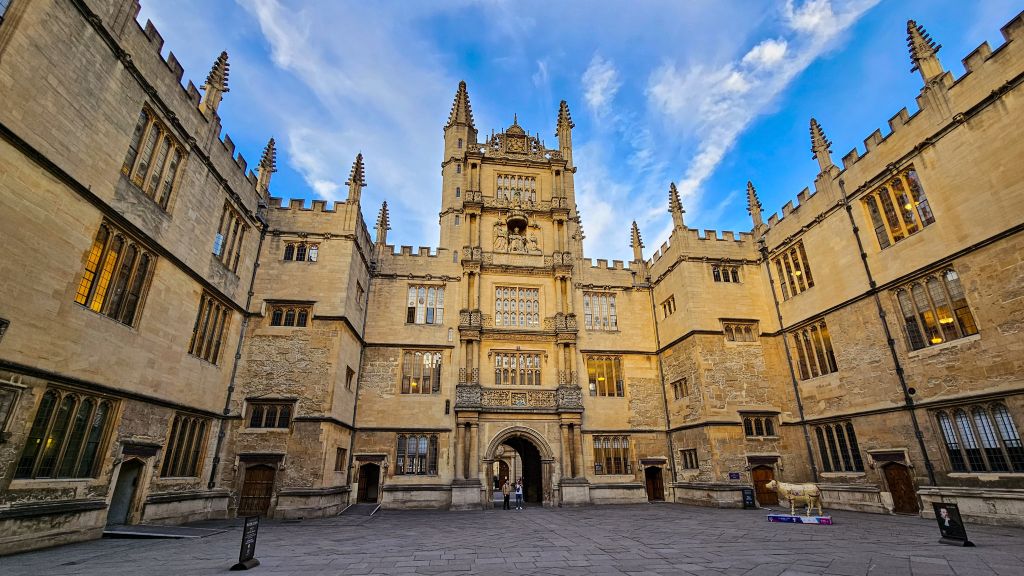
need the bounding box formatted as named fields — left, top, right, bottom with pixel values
left=238, top=464, right=276, bottom=516
left=883, top=463, right=919, bottom=514
left=752, top=466, right=778, bottom=505
left=357, top=463, right=380, bottom=503
left=645, top=467, right=665, bottom=501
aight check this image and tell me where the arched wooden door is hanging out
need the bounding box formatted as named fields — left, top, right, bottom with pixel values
left=751, top=466, right=778, bottom=505
left=645, top=467, right=665, bottom=501
left=497, top=461, right=510, bottom=488
left=238, top=464, right=276, bottom=516
left=357, top=463, right=380, bottom=503
left=883, top=463, right=919, bottom=514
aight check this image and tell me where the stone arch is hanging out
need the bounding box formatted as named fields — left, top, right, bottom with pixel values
left=483, top=425, right=555, bottom=461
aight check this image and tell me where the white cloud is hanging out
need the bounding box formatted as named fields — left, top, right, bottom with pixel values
left=582, top=55, right=621, bottom=117
left=742, top=38, right=789, bottom=68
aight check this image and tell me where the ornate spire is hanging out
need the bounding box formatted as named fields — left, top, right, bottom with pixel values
left=746, top=181, right=764, bottom=229
left=809, top=118, right=833, bottom=172
left=630, top=221, right=644, bottom=262
left=445, top=80, right=476, bottom=130
left=346, top=152, right=365, bottom=202
left=200, top=51, right=229, bottom=116
left=256, top=137, right=277, bottom=193
left=668, top=182, right=686, bottom=230
left=556, top=100, right=575, bottom=166
left=907, top=19, right=944, bottom=83
left=375, top=201, right=391, bottom=245
left=557, top=100, right=574, bottom=131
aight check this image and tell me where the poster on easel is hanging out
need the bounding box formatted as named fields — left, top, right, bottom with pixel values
left=933, top=503, right=974, bottom=547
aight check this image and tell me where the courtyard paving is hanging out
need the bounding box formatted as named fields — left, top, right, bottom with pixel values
left=1, top=503, right=1023, bottom=576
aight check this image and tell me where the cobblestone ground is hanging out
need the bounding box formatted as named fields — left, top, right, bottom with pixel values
left=2, top=504, right=1023, bottom=576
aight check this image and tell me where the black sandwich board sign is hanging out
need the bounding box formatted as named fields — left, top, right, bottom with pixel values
left=741, top=488, right=756, bottom=509
left=231, top=515, right=261, bottom=570
left=933, top=503, right=974, bottom=547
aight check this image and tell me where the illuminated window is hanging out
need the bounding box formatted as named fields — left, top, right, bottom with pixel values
left=406, top=285, right=445, bottom=325
left=15, top=389, right=113, bottom=479
left=74, top=222, right=154, bottom=327
left=587, top=356, right=624, bottom=397
left=395, top=433, right=438, bottom=475
left=894, top=269, right=977, bottom=351
left=862, top=167, right=935, bottom=249
left=593, top=435, right=631, bottom=475
left=401, top=351, right=442, bottom=394
left=772, top=240, right=814, bottom=300
left=583, top=292, right=617, bottom=330
left=121, top=107, right=185, bottom=210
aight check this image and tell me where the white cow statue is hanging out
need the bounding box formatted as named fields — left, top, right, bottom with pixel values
left=765, top=480, right=823, bottom=516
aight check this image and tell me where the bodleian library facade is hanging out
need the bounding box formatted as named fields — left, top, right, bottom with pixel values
left=0, top=0, right=1023, bottom=555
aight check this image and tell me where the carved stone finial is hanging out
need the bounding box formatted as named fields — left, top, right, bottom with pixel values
left=630, top=221, right=644, bottom=261
left=809, top=118, right=833, bottom=172
left=256, top=137, right=277, bottom=193
left=200, top=51, right=229, bottom=115
left=668, top=182, right=686, bottom=230
left=907, top=19, right=944, bottom=83
left=347, top=152, right=365, bottom=202
left=375, top=201, right=390, bottom=245
left=557, top=100, right=574, bottom=131
left=445, top=80, right=476, bottom=130
left=747, top=180, right=764, bottom=229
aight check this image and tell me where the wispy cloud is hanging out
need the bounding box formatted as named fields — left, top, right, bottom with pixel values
left=582, top=55, right=621, bottom=118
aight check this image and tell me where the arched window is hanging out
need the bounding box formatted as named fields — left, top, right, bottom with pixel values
left=812, top=421, right=863, bottom=472
left=161, top=413, right=210, bottom=477
left=15, top=390, right=113, bottom=479
left=455, top=186, right=461, bottom=197
left=308, top=244, right=318, bottom=262
left=75, top=224, right=154, bottom=326
left=271, top=308, right=283, bottom=326
left=284, top=309, right=296, bottom=326
left=456, top=164, right=462, bottom=174
left=295, top=244, right=307, bottom=262
left=457, top=138, right=463, bottom=149
left=296, top=309, right=308, bottom=327
left=863, top=166, right=935, bottom=249
left=395, top=433, right=439, bottom=475
left=284, top=244, right=294, bottom=261
left=937, top=404, right=1024, bottom=473
left=593, top=435, right=632, bottom=475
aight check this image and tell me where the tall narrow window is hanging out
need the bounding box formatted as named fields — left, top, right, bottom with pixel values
left=401, top=351, right=442, bottom=394
left=495, top=174, right=538, bottom=203
left=188, top=292, right=231, bottom=365
left=593, top=435, right=631, bottom=475
left=680, top=449, right=699, bottom=469
left=74, top=222, right=154, bottom=327
left=671, top=378, right=688, bottom=400
left=121, top=106, right=185, bottom=210
left=406, top=285, right=445, bottom=325
left=493, top=351, right=542, bottom=386
left=813, top=421, right=863, bottom=473
left=661, top=296, right=676, bottom=318
left=936, top=403, right=1023, bottom=473
left=893, top=268, right=978, bottom=351
left=771, top=241, right=814, bottom=300
left=15, top=389, right=112, bottom=479
left=587, top=356, right=624, bottom=397
left=395, top=434, right=438, bottom=475
left=790, top=320, right=838, bottom=379
left=583, top=292, right=617, bottom=330
left=214, top=201, right=247, bottom=273
left=862, top=166, right=935, bottom=249
left=161, top=413, right=209, bottom=477
left=494, top=286, right=539, bottom=328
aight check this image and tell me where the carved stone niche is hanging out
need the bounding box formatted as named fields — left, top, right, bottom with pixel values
left=455, top=384, right=482, bottom=409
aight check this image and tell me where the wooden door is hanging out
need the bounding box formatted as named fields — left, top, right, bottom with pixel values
left=357, top=463, right=380, bottom=503
left=238, top=464, right=276, bottom=516
left=883, top=463, right=919, bottom=514
left=645, top=467, right=665, bottom=501
left=752, top=466, right=778, bottom=505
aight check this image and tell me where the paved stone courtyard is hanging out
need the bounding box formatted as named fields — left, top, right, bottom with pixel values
left=2, top=504, right=1023, bottom=576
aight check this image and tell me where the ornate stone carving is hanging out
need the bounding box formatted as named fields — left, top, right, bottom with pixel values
left=459, top=309, right=482, bottom=328
left=455, top=384, right=482, bottom=409
left=557, top=384, right=584, bottom=410
left=480, top=389, right=557, bottom=409
left=553, top=313, right=578, bottom=333
left=459, top=367, right=467, bottom=384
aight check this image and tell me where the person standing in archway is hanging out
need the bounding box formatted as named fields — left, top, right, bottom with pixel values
left=502, top=480, right=511, bottom=510
left=514, top=478, right=524, bottom=510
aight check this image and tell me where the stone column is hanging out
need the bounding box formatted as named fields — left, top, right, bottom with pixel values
left=469, top=423, right=480, bottom=481
left=454, top=423, right=465, bottom=479
left=572, top=425, right=584, bottom=478
left=559, top=424, right=571, bottom=477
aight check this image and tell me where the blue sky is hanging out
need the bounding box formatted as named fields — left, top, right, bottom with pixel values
left=138, top=0, right=1020, bottom=261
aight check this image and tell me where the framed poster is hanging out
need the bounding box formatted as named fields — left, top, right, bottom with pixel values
left=933, top=503, right=974, bottom=546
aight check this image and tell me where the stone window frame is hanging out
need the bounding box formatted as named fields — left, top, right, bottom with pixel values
left=934, top=402, right=1024, bottom=474
left=395, top=433, right=438, bottom=476
left=671, top=377, right=688, bottom=401
left=494, top=285, right=540, bottom=329
left=212, top=200, right=247, bottom=273
left=282, top=241, right=319, bottom=262
left=345, top=366, right=356, bottom=391
left=0, top=383, right=23, bottom=442
left=813, top=420, right=865, bottom=473
left=772, top=240, right=815, bottom=301
left=495, top=173, right=537, bottom=204
left=593, top=435, right=632, bottom=475
left=188, top=291, right=232, bottom=365
left=723, top=320, right=758, bottom=343
left=679, top=448, right=699, bottom=469
left=742, top=412, right=778, bottom=438
left=790, top=319, right=838, bottom=380
left=586, top=356, right=625, bottom=397
left=334, top=447, right=347, bottom=473
left=161, top=413, right=210, bottom=478
left=712, top=264, right=741, bottom=283
left=121, top=105, right=186, bottom=211
left=861, top=166, right=935, bottom=250
left=74, top=221, right=156, bottom=328
left=582, top=291, right=618, bottom=331
left=491, top=350, right=543, bottom=386
left=14, top=387, right=115, bottom=479
left=407, top=284, right=445, bottom=325
left=892, top=268, right=978, bottom=352
left=661, top=295, right=676, bottom=318
left=268, top=303, right=313, bottom=328
left=246, top=400, right=293, bottom=430
left=400, top=350, right=442, bottom=394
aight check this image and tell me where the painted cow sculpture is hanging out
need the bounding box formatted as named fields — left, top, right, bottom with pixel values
left=765, top=480, right=823, bottom=516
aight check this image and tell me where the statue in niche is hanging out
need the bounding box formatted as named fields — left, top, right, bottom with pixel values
left=527, top=233, right=540, bottom=253
left=509, top=227, right=526, bottom=253
left=493, top=221, right=508, bottom=252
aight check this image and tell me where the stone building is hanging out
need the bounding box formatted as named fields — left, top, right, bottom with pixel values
left=0, top=0, right=1022, bottom=555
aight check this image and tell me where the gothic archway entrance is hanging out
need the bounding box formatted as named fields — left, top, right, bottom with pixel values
left=504, top=437, right=542, bottom=504
left=483, top=426, right=556, bottom=507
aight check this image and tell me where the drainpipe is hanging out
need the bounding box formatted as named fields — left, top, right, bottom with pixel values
left=345, top=237, right=375, bottom=496
left=208, top=203, right=268, bottom=490
left=647, top=276, right=678, bottom=497
left=837, top=179, right=936, bottom=486
left=759, top=238, right=819, bottom=483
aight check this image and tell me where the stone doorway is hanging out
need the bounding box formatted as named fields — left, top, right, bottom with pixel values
left=645, top=466, right=665, bottom=501
left=483, top=426, right=556, bottom=507
left=239, top=464, right=276, bottom=516
left=107, top=458, right=145, bottom=526
left=504, top=437, right=542, bottom=504
left=751, top=466, right=778, bottom=506
left=883, top=462, right=919, bottom=514
left=357, top=462, right=381, bottom=503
